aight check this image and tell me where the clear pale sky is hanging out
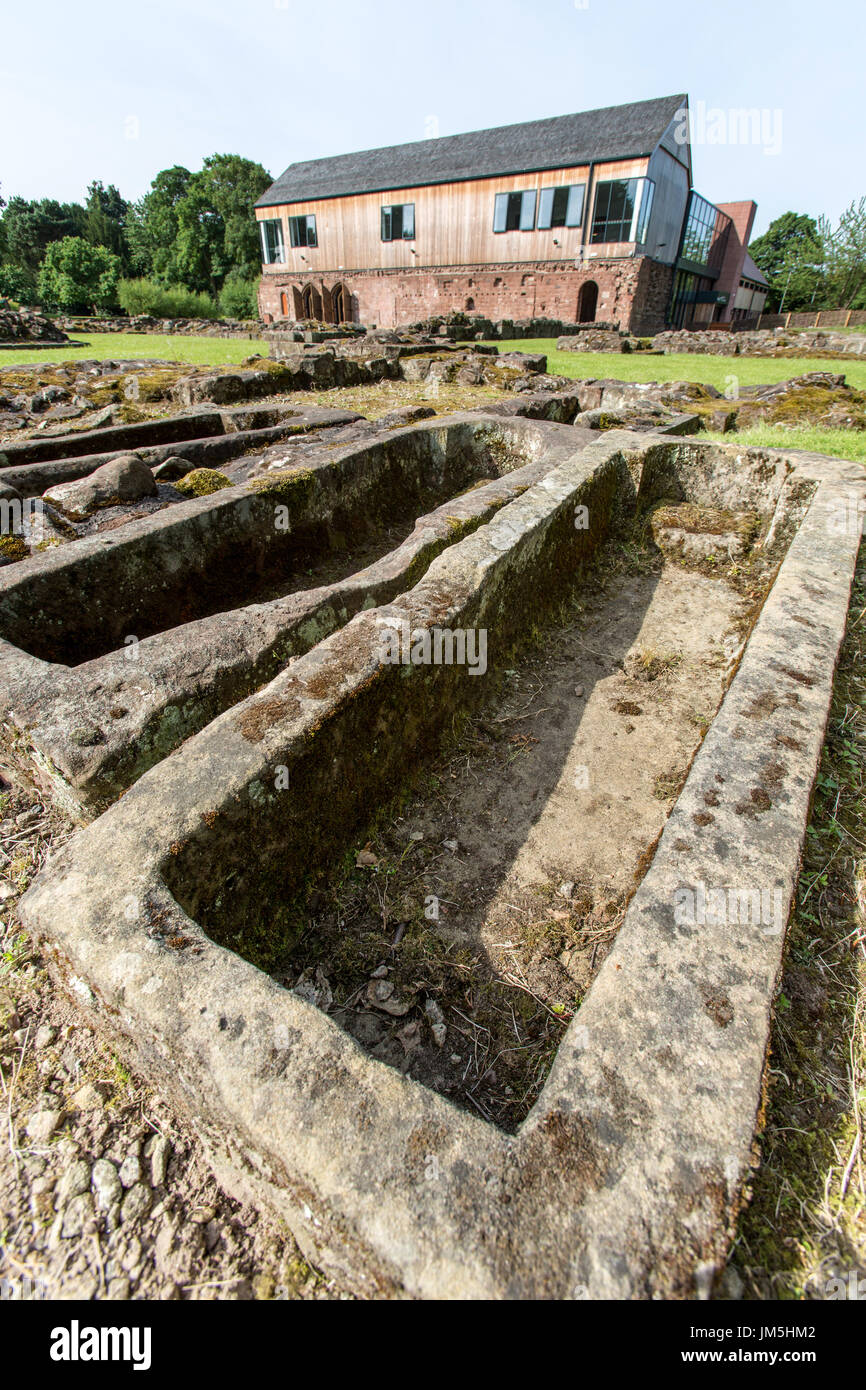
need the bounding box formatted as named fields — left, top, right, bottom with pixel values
left=1, top=0, right=860, bottom=237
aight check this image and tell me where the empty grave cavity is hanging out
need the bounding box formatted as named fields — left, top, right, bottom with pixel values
left=0, top=418, right=549, bottom=666
left=159, top=438, right=799, bottom=1129
left=16, top=453, right=559, bottom=817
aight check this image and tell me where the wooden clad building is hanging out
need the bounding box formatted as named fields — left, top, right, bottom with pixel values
left=255, top=95, right=758, bottom=333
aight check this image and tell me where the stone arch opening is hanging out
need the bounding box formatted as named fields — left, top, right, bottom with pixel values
left=577, top=281, right=599, bottom=323
left=301, top=284, right=322, bottom=321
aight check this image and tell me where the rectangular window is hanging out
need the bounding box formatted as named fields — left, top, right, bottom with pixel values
left=288, top=214, right=317, bottom=248
left=591, top=178, right=654, bottom=244
left=635, top=179, right=654, bottom=244
left=381, top=203, right=416, bottom=241
left=679, top=193, right=730, bottom=271
left=538, top=184, right=585, bottom=230
left=259, top=218, right=285, bottom=264
left=493, top=190, right=536, bottom=232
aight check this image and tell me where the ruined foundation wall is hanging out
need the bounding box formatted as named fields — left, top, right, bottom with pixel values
left=259, top=258, right=674, bottom=335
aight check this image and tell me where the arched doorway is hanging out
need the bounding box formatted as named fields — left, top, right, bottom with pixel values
left=577, top=281, right=598, bottom=323
left=280, top=291, right=289, bottom=318
left=332, top=283, right=346, bottom=323
left=300, top=284, right=323, bottom=321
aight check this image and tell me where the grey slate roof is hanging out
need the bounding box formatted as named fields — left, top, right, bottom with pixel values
left=741, top=251, right=769, bottom=286
left=256, top=94, right=688, bottom=208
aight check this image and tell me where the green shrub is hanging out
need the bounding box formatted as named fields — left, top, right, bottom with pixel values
left=117, top=277, right=219, bottom=320
left=218, top=272, right=258, bottom=320
left=38, top=237, right=120, bottom=313
left=0, top=264, right=38, bottom=304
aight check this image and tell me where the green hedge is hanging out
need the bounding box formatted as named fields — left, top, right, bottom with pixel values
left=117, top=278, right=219, bottom=319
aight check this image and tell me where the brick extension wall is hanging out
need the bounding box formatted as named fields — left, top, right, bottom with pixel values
left=258, top=257, right=674, bottom=336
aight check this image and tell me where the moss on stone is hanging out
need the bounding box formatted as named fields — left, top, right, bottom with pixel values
left=250, top=467, right=318, bottom=503
left=131, top=369, right=181, bottom=403
left=174, top=468, right=233, bottom=497
left=0, top=535, right=28, bottom=562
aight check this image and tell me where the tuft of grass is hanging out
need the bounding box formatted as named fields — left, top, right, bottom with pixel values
left=632, top=646, right=682, bottom=681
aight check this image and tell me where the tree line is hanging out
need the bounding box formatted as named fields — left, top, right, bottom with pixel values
left=749, top=201, right=866, bottom=313
left=0, top=154, right=272, bottom=319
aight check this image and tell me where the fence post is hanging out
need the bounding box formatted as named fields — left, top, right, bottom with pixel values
left=846, top=310, right=852, bottom=327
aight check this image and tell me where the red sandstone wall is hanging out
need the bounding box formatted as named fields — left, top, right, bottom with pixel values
left=259, top=257, right=673, bottom=335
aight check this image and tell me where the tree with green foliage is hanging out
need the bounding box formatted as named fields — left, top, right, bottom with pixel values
left=125, top=165, right=193, bottom=282
left=194, top=154, right=272, bottom=282
left=126, top=154, right=270, bottom=295
left=748, top=211, right=825, bottom=312
left=0, top=263, right=38, bottom=303
left=38, top=236, right=121, bottom=313
left=818, top=198, right=866, bottom=309
left=0, top=196, right=87, bottom=277
left=84, top=180, right=130, bottom=270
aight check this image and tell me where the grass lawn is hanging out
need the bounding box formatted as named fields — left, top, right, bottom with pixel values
left=486, top=339, right=866, bottom=393
left=1, top=332, right=268, bottom=367
left=703, top=423, right=866, bottom=463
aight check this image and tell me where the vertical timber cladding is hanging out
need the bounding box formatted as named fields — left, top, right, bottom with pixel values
left=258, top=258, right=674, bottom=334
left=256, top=141, right=676, bottom=332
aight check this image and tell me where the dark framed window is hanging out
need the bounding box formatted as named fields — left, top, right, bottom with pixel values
left=259, top=218, right=285, bottom=264
left=493, top=190, right=536, bottom=232
left=679, top=192, right=730, bottom=271
left=288, top=214, right=317, bottom=248
left=381, top=203, right=415, bottom=240
left=591, top=178, right=654, bottom=244
left=538, top=184, right=585, bottom=229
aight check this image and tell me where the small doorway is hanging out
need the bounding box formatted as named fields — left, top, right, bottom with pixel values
left=577, top=281, right=598, bottom=323
left=280, top=291, right=289, bottom=318
left=332, top=283, right=346, bottom=323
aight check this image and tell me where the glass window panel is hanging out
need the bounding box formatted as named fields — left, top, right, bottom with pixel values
left=635, top=180, right=654, bottom=243
left=550, top=188, right=568, bottom=225
left=506, top=193, right=523, bottom=230
left=260, top=218, right=285, bottom=263
left=519, top=190, right=536, bottom=230
left=591, top=179, right=640, bottom=243
left=565, top=184, right=584, bottom=227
